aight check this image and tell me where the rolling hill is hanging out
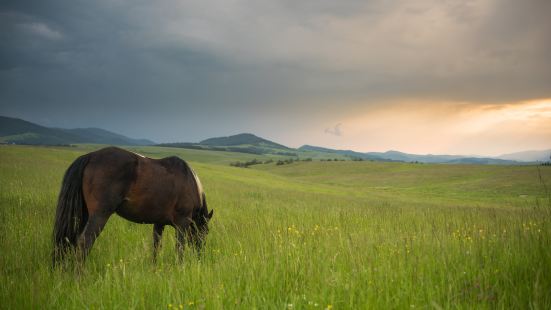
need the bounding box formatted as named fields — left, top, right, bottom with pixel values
left=158, top=133, right=298, bottom=156
left=0, top=116, right=154, bottom=146
left=200, top=133, right=291, bottom=149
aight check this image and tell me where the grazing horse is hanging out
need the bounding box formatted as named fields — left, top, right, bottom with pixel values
left=52, top=147, right=213, bottom=266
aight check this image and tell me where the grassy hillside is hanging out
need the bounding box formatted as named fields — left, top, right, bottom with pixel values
left=256, top=160, right=546, bottom=206
left=1, top=144, right=550, bottom=309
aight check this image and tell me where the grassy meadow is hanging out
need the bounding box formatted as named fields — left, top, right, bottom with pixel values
left=1, top=144, right=550, bottom=309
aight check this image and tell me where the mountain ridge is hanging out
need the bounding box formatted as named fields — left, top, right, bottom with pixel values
left=497, top=149, right=551, bottom=162
left=299, top=144, right=526, bottom=165
left=2, top=115, right=546, bottom=165
left=0, top=116, right=154, bottom=146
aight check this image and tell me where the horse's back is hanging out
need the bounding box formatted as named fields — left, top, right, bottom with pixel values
left=84, top=147, right=139, bottom=185
left=119, top=154, right=197, bottom=224
left=157, top=156, right=193, bottom=177
left=80, top=147, right=199, bottom=224
left=81, top=147, right=139, bottom=212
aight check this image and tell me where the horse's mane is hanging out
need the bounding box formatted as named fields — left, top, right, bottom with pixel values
left=189, top=167, right=204, bottom=205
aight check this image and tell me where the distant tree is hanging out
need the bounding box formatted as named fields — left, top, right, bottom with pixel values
left=230, top=158, right=263, bottom=168
left=542, top=153, right=551, bottom=166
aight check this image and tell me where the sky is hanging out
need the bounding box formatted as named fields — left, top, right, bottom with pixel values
left=1, top=0, right=550, bottom=156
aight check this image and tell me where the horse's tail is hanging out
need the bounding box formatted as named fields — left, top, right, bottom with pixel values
left=52, top=154, right=90, bottom=266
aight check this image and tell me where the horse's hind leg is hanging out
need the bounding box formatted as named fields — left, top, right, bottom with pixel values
left=76, top=212, right=111, bottom=262
left=152, top=224, right=164, bottom=262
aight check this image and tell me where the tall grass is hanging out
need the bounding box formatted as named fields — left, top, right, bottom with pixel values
left=1, top=145, right=550, bottom=309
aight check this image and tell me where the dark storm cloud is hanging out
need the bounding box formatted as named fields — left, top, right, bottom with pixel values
left=1, top=0, right=550, bottom=143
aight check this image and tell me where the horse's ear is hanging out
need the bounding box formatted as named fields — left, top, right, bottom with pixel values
left=207, top=209, right=214, bottom=219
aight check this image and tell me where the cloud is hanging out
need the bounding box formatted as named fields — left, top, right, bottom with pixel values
left=0, top=0, right=550, bottom=149
left=19, top=22, right=63, bottom=40
left=325, top=123, right=343, bottom=136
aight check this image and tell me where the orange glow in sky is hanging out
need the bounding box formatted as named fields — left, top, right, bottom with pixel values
left=306, top=99, right=551, bottom=156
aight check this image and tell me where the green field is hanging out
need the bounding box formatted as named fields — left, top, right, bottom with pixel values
left=1, top=144, right=550, bottom=309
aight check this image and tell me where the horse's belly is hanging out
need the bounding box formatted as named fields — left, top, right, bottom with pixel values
left=116, top=201, right=170, bottom=224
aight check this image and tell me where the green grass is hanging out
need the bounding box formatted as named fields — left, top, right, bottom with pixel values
left=1, top=144, right=550, bottom=309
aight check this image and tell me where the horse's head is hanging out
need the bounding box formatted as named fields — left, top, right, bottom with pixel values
left=193, top=206, right=214, bottom=235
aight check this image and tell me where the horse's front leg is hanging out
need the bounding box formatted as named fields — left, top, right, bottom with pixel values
left=174, top=218, right=192, bottom=262
left=152, top=224, right=164, bottom=263
left=189, top=232, right=204, bottom=258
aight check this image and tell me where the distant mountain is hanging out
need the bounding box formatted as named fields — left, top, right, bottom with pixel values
left=445, top=157, right=520, bottom=165
left=365, top=150, right=465, bottom=163
left=299, top=144, right=523, bottom=165
left=200, top=133, right=292, bottom=149
left=159, top=133, right=297, bottom=156
left=299, top=146, right=463, bottom=163
left=299, top=145, right=386, bottom=161
left=497, top=149, right=551, bottom=162
left=0, top=116, right=154, bottom=146
left=60, top=127, right=155, bottom=146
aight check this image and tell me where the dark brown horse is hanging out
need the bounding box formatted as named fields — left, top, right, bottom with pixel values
left=52, top=147, right=213, bottom=265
